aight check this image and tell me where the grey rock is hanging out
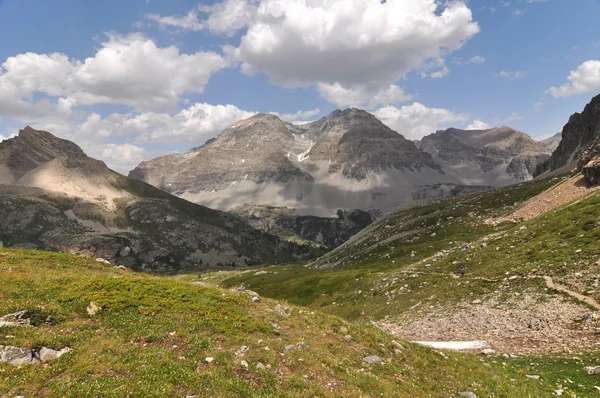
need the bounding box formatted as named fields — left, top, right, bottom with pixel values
left=584, top=366, right=600, bottom=375
left=256, top=362, right=267, bottom=371
left=525, top=375, right=541, bottom=380
left=344, top=335, right=352, bottom=343
left=251, top=296, right=261, bottom=303
left=0, top=346, right=33, bottom=366
left=39, top=347, right=71, bottom=362
left=86, top=302, right=100, bottom=315
left=285, top=345, right=295, bottom=351
left=0, top=310, right=32, bottom=327
left=458, top=392, right=478, bottom=398
left=363, top=355, right=383, bottom=364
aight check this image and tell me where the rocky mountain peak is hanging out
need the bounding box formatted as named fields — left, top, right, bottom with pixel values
left=420, top=126, right=550, bottom=183
left=0, top=127, right=89, bottom=182
left=536, top=93, right=600, bottom=176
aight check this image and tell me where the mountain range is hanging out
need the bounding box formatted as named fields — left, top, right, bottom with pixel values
left=130, top=109, right=552, bottom=216
left=0, top=127, right=314, bottom=271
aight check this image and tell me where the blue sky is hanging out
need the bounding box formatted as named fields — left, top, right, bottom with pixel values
left=0, top=0, right=599, bottom=172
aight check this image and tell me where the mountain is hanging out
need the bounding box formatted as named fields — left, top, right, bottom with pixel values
left=539, top=132, right=562, bottom=152
left=133, top=109, right=550, bottom=216
left=420, top=126, right=551, bottom=185
left=0, top=127, right=313, bottom=271
left=131, top=109, right=455, bottom=216
left=536, top=93, right=600, bottom=176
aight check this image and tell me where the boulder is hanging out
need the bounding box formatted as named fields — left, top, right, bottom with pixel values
left=363, top=355, right=383, bottom=364
left=0, top=310, right=32, bottom=327
left=583, top=159, right=600, bottom=185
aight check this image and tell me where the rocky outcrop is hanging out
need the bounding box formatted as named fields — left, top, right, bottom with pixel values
left=582, top=158, right=600, bottom=185
left=536, top=94, right=600, bottom=176
left=420, top=126, right=551, bottom=186
left=0, top=345, right=71, bottom=366
left=232, top=205, right=377, bottom=249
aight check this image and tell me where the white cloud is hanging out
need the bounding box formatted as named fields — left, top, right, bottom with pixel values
left=467, top=55, right=486, bottom=64
left=0, top=33, right=230, bottom=117
left=547, top=60, right=600, bottom=98
left=0, top=133, right=17, bottom=142
left=145, top=10, right=204, bottom=31
left=467, top=120, right=490, bottom=130
left=373, top=102, right=468, bottom=140
left=496, top=70, right=524, bottom=80
left=512, top=9, right=524, bottom=16
left=144, top=0, right=479, bottom=107
left=94, top=143, right=151, bottom=174
left=198, top=0, right=258, bottom=36
left=452, top=55, right=485, bottom=66
left=317, top=83, right=412, bottom=108
left=277, top=108, right=320, bottom=123
left=145, top=0, right=258, bottom=36
left=211, top=0, right=479, bottom=106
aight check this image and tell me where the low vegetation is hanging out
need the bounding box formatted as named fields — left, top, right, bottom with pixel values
left=0, top=249, right=550, bottom=397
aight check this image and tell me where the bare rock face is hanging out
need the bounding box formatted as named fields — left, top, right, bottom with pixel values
left=0, top=128, right=313, bottom=271
left=538, top=132, right=562, bottom=152
left=303, top=108, right=441, bottom=179
left=420, top=126, right=551, bottom=185
left=536, top=94, right=600, bottom=176
left=129, top=113, right=313, bottom=194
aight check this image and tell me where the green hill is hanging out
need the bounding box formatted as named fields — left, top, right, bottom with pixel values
left=0, top=248, right=550, bottom=397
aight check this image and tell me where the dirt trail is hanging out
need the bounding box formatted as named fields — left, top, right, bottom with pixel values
left=486, top=175, right=600, bottom=225
left=542, top=275, right=600, bottom=310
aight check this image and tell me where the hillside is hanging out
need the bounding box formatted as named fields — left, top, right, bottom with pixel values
left=0, top=249, right=548, bottom=397
left=219, top=175, right=600, bottom=365
left=0, top=128, right=314, bottom=271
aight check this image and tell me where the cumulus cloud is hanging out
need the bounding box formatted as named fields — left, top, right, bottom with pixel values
left=144, top=0, right=480, bottom=107
left=467, top=120, right=491, bottom=130
left=94, top=143, right=151, bottom=174
left=373, top=102, right=468, bottom=140
left=0, top=33, right=230, bottom=118
left=235, top=0, right=478, bottom=86
left=317, top=83, right=412, bottom=108
left=547, top=60, right=600, bottom=98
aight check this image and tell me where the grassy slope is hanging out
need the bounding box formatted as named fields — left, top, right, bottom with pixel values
left=216, top=176, right=600, bottom=396
left=219, top=177, right=561, bottom=319
left=0, top=249, right=547, bottom=397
